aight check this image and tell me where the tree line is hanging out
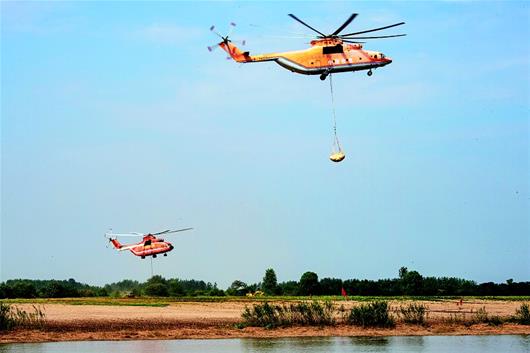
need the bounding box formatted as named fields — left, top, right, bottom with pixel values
left=1, top=267, right=529, bottom=298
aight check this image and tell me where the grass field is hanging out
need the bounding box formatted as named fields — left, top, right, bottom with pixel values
left=2, top=295, right=529, bottom=307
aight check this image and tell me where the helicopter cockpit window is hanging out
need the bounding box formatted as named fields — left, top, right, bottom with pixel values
left=144, top=240, right=151, bottom=246
left=323, top=45, right=343, bottom=55
left=381, top=53, right=385, bottom=59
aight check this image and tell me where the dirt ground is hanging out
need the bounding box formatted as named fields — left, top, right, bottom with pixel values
left=2, top=299, right=529, bottom=343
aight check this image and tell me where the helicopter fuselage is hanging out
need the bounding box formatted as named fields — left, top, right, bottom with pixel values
left=220, top=38, right=392, bottom=77
left=110, top=234, right=174, bottom=258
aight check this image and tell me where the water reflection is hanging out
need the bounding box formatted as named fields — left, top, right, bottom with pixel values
left=241, top=337, right=337, bottom=352
left=347, top=337, right=390, bottom=352
left=0, top=335, right=528, bottom=353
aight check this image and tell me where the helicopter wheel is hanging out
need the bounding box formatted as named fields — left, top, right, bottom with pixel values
left=141, top=256, right=145, bottom=259
left=164, top=253, right=167, bottom=257
left=153, top=254, right=157, bottom=258
left=367, top=69, right=373, bottom=76
left=320, top=74, right=327, bottom=81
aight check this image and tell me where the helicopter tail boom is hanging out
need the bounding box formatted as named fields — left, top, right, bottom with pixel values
left=109, top=238, right=123, bottom=250
left=219, top=41, right=252, bottom=62
left=219, top=42, right=277, bottom=63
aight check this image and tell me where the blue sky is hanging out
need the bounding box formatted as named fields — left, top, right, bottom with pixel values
left=1, top=1, right=528, bottom=287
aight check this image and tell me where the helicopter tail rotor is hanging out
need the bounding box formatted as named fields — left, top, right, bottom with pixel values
left=207, top=22, right=247, bottom=55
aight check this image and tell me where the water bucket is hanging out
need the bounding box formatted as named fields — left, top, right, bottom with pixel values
left=329, top=151, right=345, bottom=162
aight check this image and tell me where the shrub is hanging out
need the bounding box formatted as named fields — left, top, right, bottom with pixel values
left=288, top=301, right=335, bottom=326
left=348, top=301, right=395, bottom=328
left=241, top=301, right=335, bottom=328
left=444, top=312, right=468, bottom=325
left=472, top=306, right=488, bottom=323
left=0, top=302, right=14, bottom=330
left=0, top=303, right=46, bottom=331
left=471, top=307, right=504, bottom=326
left=487, top=316, right=503, bottom=326
left=242, top=302, right=282, bottom=328
left=514, top=303, right=530, bottom=325
left=399, top=303, right=427, bottom=325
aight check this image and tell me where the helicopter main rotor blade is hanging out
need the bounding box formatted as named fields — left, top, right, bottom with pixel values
left=340, top=22, right=405, bottom=37
left=331, top=13, right=358, bottom=36
left=105, top=232, right=144, bottom=238
left=207, top=43, right=221, bottom=52
left=153, top=229, right=171, bottom=235
left=341, top=39, right=365, bottom=44
left=344, top=34, right=406, bottom=40
left=153, top=227, right=193, bottom=236
left=209, top=25, right=224, bottom=39
left=288, top=14, right=326, bottom=37
left=227, top=22, right=236, bottom=37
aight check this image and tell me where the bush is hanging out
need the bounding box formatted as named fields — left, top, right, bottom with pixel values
left=0, top=303, right=13, bottom=330
left=348, top=301, right=395, bottom=328
left=241, top=301, right=335, bottom=328
left=514, top=303, right=530, bottom=325
left=399, top=303, right=427, bottom=325
left=0, top=303, right=46, bottom=331
left=471, top=307, right=504, bottom=326
left=472, top=306, right=489, bottom=323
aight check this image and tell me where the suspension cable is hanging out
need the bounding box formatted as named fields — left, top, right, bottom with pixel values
left=329, top=74, right=342, bottom=152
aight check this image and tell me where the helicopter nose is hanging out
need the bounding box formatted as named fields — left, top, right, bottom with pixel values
left=168, top=243, right=174, bottom=251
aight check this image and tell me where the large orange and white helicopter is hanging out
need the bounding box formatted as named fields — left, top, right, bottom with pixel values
left=209, top=13, right=405, bottom=80
left=105, top=228, right=192, bottom=259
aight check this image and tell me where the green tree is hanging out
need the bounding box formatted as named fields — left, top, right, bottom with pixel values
left=277, top=281, right=298, bottom=296
left=299, top=272, right=319, bottom=296
left=168, top=279, right=185, bottom=296
left=399, top=267, right=408, bottom=279
left=144, top=275, right=169, bottom=296
left=144, top=283, right=169, bottom=296
left=262, top=268, right=278, bottom=295
left=319, top=278, right=342, bottom=295
left=226, top=280, right=248, bottom=296
left=11, top=282, right=37, bottom=298
left=40, top=281, right=69, bottom=298
left=401, top=270, right=423, bottom=295
left=208, top=283, right=225, bottom=296
left=146, top=275, right=167, bottom=286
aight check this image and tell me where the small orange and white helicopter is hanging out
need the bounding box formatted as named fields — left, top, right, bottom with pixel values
left=105, top=228, right=192, bottom=259
left=209, top=13, right=405, bottom=80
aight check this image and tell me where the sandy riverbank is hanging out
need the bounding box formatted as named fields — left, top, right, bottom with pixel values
left=1, top=299, right=528, bottom=343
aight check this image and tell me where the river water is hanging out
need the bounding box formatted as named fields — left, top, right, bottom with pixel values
left=1, top=336, right=529, bottom=353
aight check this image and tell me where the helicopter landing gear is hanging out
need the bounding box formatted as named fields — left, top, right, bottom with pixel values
left=367, top=69, right=373, bottom=76
left=320, top=69, right=331, bottom=81
left=153, top=254, right=157, bottom=258
left=163, top=253, right=167, bottom=257
left=141, top=256, right=145, bottom=259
